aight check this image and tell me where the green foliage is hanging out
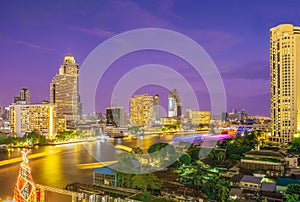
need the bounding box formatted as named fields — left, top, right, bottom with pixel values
left=148, top=142, right=178, bottom=167
left=285, top=194, right=300, bottom=202
left=55, top=130, right=78, bottom=141
left=161, top=123, right=182, bottom=132
left=201, top=175, right=219, bottom=200
left=132, top=192, right=173, bottom=202
left=289, top=138, right=300, bottom=152
left=132, top=173, right=162, bottom=191
left=179, top=153, right=191, bottom=166
left=216, top=179, right=230, bottom=202
left=0, top=133, right=12, bottom=144
left=187, top=146, right=201, bottom=162
left=116, top=172, right=134, bottom=188
left=131, top=147, right=143, bottom=154
left=286, top=184, right=300, bottom=195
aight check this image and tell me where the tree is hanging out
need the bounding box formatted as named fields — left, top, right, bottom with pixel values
left=179, top=153, right=191, bottom=166
left=289, top=138, right=300, bottom=152
left=285, top=194, right=300, bottom=202
left=191, top=167, right=204, bottom=189
left=286, top=184, right=300, bottom=195
left=132, top=147, right=143, bottom=154
left=132, top=173, right=161, bottom=192
left=202, top=175, right=219, bottom=200
left=187, top=145, right=201, bottom=162
left=117, top=172, right=134, bottom=188
left=148, top=142, right=177, bottom=167
left=216, top=179, right=230, bottom=202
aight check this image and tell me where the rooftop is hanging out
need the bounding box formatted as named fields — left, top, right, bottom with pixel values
left=244, top=150, right=286, bottom=159
left=240, top=175, right=262, bottom=184
left=261, top=182, right=276, bottom=192
left=276, top=178, right=300, bottom=186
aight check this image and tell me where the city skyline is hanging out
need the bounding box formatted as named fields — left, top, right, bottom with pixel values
left=2, top=1, right=300, bottom=115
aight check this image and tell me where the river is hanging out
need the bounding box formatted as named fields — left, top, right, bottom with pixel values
left=0, top=133, right=177, bottom=197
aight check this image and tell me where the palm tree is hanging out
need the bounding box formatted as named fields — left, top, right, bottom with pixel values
left=216, top=179, right=230, bottom=202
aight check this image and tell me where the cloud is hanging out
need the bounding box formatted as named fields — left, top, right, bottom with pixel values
left=221, top=60, right=269, bottom=80
left=69, top=26, right=116, bottom=38
left=6, top=38, right=56, bottom=52
left=182, top=29, right=242, bottom=53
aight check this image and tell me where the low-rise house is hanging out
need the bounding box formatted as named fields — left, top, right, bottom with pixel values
left=261, top=182, right=276, bottom=192
left=228, top=188, right=243, bottom=200
left=261, top=192, right=284, bottom=202
left=240, top=175, right=262, bottom=191
left=230, top=174, right=244, bottom=187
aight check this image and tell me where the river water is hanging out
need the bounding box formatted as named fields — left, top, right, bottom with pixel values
left=0, top=134, right=176, bottom=196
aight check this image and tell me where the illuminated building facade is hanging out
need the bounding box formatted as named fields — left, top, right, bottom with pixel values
left=270, top=24, right=300, bottom=143
left=184, top=109, right=211, bottom=126
left=50, top=55, right=82, bottom=127
left=152, top=94, right=161, bottom=125
left=168, top=89, right=182, bottom=118
left=9, top=102, right=66, bottom=138
left=14, top=151, right=36, bottom=202
left=130, top=94, right=154, bottom=127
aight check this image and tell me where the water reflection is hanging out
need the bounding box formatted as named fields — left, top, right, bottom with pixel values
left=0, top=133, right=181, bottom=196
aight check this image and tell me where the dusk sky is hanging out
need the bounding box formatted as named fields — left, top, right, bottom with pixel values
left=1, top=0, right=300, bottom=116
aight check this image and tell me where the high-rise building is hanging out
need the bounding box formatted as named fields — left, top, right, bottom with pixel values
left=50, top=55, right=82, bottom=127
left=153, top=94, right=161, bottom=125
left=168, top=89, right=182, bottom=118
left=270, top=24, right=300, bottom=143
left=14, top=88, right=30, bottom=104
left=9, top=102, right=66, bottom=138
left=130, top=94, right=155, bottom=127
left=106, top=106, right=127, bottom=127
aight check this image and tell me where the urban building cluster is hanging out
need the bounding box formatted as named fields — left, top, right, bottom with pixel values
left=1, top=23, right=300, bottom=202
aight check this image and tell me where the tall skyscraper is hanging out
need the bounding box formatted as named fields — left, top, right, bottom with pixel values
left=14, top=88, right=30, bottom=104
left=168, top=89, right=182, bottom=118
left=130, top=94, right=155, bottom=127
left=270, top=24, right=300, bottom=143
left=50, top=55, right=82, bottom=127
left=153, top=94, right=161, bottom=125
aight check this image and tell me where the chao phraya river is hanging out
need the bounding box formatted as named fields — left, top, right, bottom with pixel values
left=0, top=133, right=178, bottom=196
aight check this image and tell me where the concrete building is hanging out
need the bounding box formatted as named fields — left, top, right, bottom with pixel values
left=184, top=109, right=211, bottom=127
left=270, top=24, right=300, bottom=143
left=152, top=94, right=161, bottom=125
left=14, top=88, right=30, bottom=104
left=240, top=150, right=298, bottom=177
left=239, top=175, right=263, bottom=191
left=168, top=89, right=182, bottom=118
left=129, top=94, right=154, bottom=127
left=9, top=102, right=66, bottom=138
left=50, top=55, right=82, bottom=127
left=106, top=106, right=127, bottom=128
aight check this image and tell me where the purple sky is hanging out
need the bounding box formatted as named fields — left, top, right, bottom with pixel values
left=1, top=0, right=300, bottom=116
